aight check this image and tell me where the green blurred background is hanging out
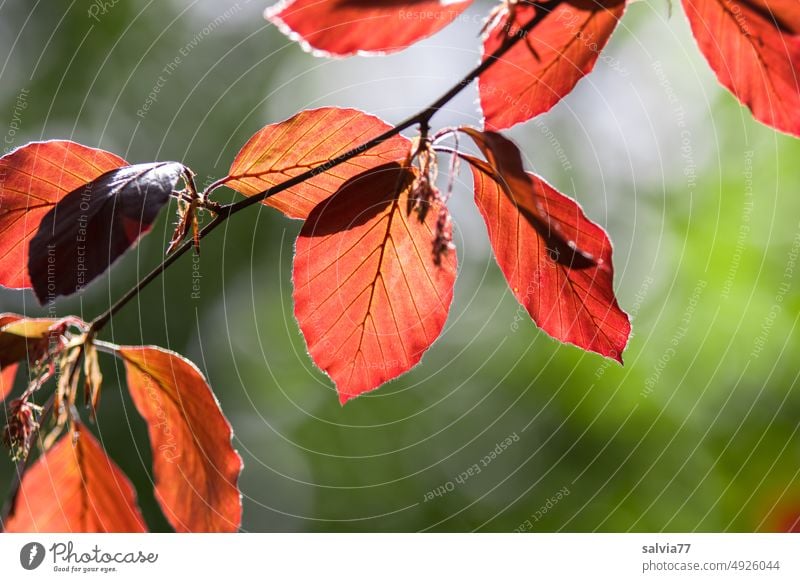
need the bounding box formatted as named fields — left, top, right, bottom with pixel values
left=1, top=0, right=799, bottom=532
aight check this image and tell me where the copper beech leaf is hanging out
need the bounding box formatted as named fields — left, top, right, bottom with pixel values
left=0, top=314, right=67, bottom=371
left=4, top=423, right=147, bottom=532
left=0, top=141, right=126, bottom=291
left=462, top=129, right=630, bottom=361
left=265, top=0, right=472, bottom=57
left=0, top=313, right=26, bottom=401
left=479, top=0, right=626, bottom=130
left=294, top=163, right=457, bottom=403
left=682, top=0, right=800, bottom=137
left=0, top=364, right=16, bottom=402
left=28, top=162, right=184, bottom=303
left=117, top=345, right=242, bottom=532
left=224, top=107, right=412, bottom=219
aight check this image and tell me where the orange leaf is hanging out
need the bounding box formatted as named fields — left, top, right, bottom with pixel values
left=463, top=129, right=630, bottom=361
left=0, top=141, right=127, bottom=290
left=265, top=0, right=471, bottom=57
left=293, top=163, right=457, bottom=403
left=479, top=0, right=625, bottom=130
left=0, top=364, right=16, bottom=402
left=0, top=313, right=79, bottom=402
left=683, top=0, right=800, bottom=137
left=0, top=313, right=69, bottom=369
left=0, top=313, right=24, bottom=401
left=4, top=423, right=147, bottom=532
left=225, top=107, right=411, bottom=219
left=117, top=345, right=242, bottom=532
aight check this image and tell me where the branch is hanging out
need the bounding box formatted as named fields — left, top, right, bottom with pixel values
left=88, top=2, right=560, bottom=334
left=4, top=2, right=562, bottom=523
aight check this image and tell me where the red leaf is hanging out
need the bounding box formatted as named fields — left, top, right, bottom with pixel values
left=28, top=162, right=184, bottom=303
left=683, top=0, right=800, bottom=137
left=0, top=364, right=16, bottom=402
left=4, top=423, right=147, bottom=532
left=0, top=313, right=24, bottom=400
left=462, top=129, right=629, bottom=361
left=479, top=0, right=625, bottom=130
left=265, top=0, right=472, bottom=57
left=0, top=141, right=127, bottom=290
left=117, top=345, right=242, bottom=532
left=0, top=314, right=23, bottom=401
left=294, top=163, right=457, bottom=403
left=0, top=314, right=66, bottom=369
left=224, top=107, right=412, bottom=219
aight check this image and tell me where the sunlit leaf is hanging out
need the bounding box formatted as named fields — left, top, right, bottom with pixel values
left=225, top=107, right=411, bottom=219
left=479, top=0, right=626, bottom=130
left=117, top=345, right=242, bottom=532
left=83, top=341, right=103, bottom=415
left=0, top=314, right=80, bottom=405
left=0, top=314, right=24, bottom=402
left=265, top=0, right=472, bottom=56
left=0, top=141, right=127, bottom=291
left=294, top=162, right=457, bottom=403
left=462, top=128, right=630, bottom=361
left=683, top=0, right=800, bottom=137
left=4, top=423, right=147, bottom=532
left=0, top=314, right=66, bottom=370
left=0, top=365, right=16, bottom=402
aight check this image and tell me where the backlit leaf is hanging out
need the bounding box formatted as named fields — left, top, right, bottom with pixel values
left=83, top=341, right=103, bottom=415
left=265, top=0, right=472, bottom=57
left=0, top=314, right=65, bottom=370
left=294, top=163, right=457, bottom=403
left=4, top=423, right=147, bottom=532
left=463, top=129, right=630, bottom=361
left=682, top=0, right=800, bottom=137
left=0, top=141, right=126, bottom=290
left=225, top=107, right=412, bottom=219
left=0, top=364, right=16, bottom=402
left=479, top=0, right=626, bottom=130
left=29, top=162, right=184, bottom=303
left=117, top=345, right=242, bottom=532
left=0, top=314, right=24, bottom=401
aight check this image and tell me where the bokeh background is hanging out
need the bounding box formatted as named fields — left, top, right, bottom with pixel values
left=1, top=0, right=799, bottom=532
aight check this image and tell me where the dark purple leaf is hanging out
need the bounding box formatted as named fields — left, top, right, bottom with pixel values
left=28, top=162, right=184, bottom=303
